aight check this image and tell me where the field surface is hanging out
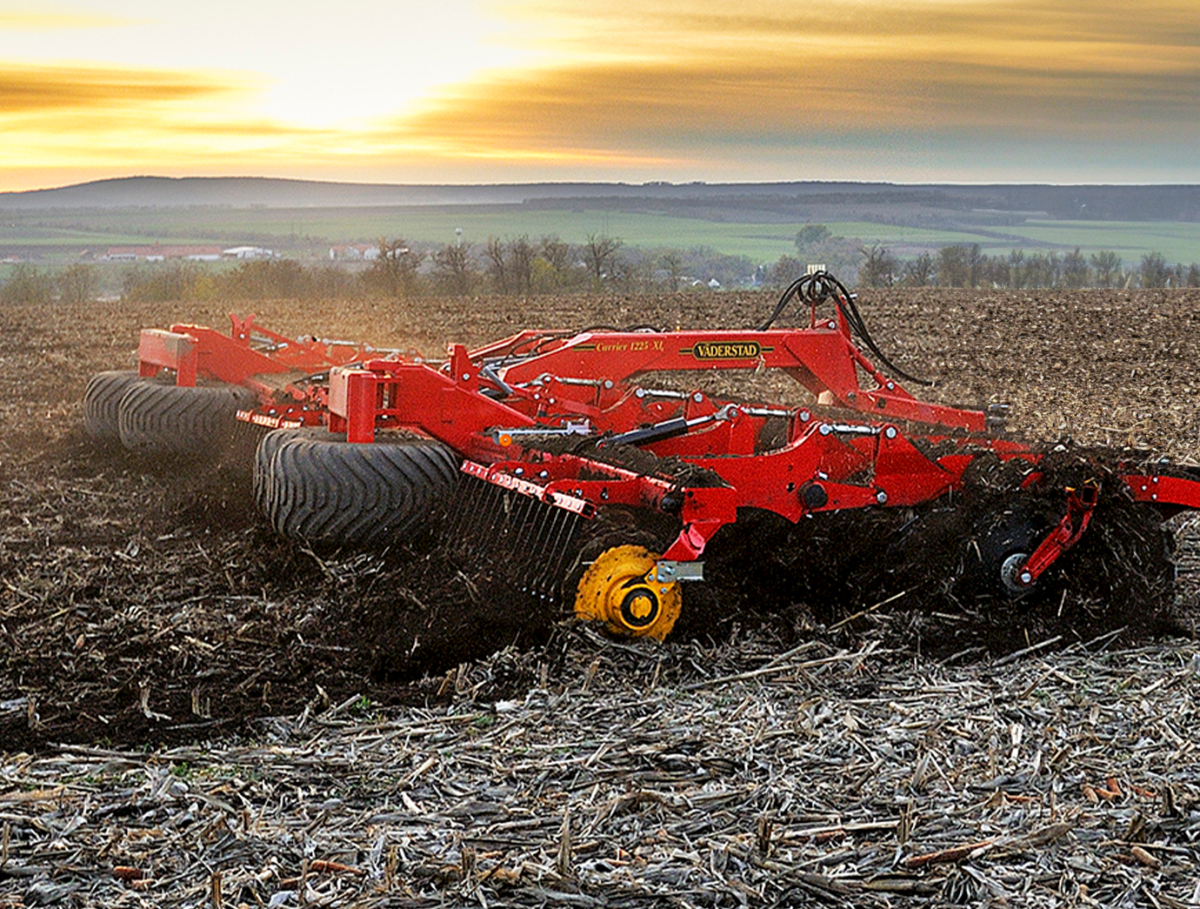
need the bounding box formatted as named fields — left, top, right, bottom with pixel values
left=2, top=287, right=1200, bottom=907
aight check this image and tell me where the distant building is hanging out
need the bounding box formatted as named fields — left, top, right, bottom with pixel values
left=329, top=244, right=379, bottom=261
left=102, top=245, right=223, bottom=262
left=222, top=246, right=274, bottom=259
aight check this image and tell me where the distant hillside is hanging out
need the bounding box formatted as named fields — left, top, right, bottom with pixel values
left=2, top=176, right=1199, bottom=222
left=0, top=177, right=833, bottom=211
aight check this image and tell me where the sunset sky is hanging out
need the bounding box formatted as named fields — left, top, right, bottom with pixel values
left=1, top=0, right=1198, bottom=192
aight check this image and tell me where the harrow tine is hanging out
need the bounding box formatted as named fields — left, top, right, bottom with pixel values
left=526, top=506, right=565, bottom=594
left=439, top=476, right=467, bottom=542
left=525, top=498, right=558, bottom=563
left=474, top=483, right=507, bottom=548
left=506, top=494, right=549, bottom=594
left=537, top=510, right=583, bottom=600
left=442, top=470, right=488, bottom=546
left=504, top=494, right=536, bottom=556
left=440, top=467, right=592, bottom=603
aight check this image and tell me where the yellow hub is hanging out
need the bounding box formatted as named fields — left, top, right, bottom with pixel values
left=574, top=545, right=682, bottom=641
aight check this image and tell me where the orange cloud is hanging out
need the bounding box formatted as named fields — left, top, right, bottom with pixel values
left=384, top=0, right=1200, bottom=165
left=0, top=62, right=328, bottom=178
left=1, top=0, right=1198, bottom=187
left=494, top=0, right=1200, bottom=48
left=0, top=63, right=236, bottom=114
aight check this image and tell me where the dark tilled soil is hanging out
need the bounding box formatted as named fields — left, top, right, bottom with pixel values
left=2, top=288, right=1199, bottom=750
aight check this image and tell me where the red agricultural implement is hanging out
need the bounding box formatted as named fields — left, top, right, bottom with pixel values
left=86, top=273, right=1200, bottom=640
left=84, top=315, right=394, bottom=453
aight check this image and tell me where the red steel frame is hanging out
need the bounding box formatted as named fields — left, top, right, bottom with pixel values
left=134, top=314, right=387, bottom=427
left=127, top=305, right=1200, bottom=585
left=322, top=313, right=1200, bottom=581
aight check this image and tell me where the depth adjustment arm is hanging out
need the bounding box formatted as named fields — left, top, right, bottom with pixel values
left=1009, top=485, right=1098, bottom=590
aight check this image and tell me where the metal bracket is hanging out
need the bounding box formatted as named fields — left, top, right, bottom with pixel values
left=491, top=420, right=592, bottom=445
left=648, top=560, right=705, bottom=583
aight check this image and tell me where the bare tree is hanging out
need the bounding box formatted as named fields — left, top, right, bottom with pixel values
left=1090, top=250, right=1122, bottom=288
left=1061, top=248, right=1089, bottom=288
left=365, top=238, right=421, bottom=297
left=766, top=254, right=803, bottom=287
left=485, top=237, right=510, bottom=294
left=966, top=244, right=986, bottom=288
left=507, top=236, right=535, bottom=294
left=1140, top=252, right=1171, bottom=288
left=432, top=242, right=476, bottom=294
left=57, top=263, right=98, bottom=304
left=583, top=233, right=623, bottom=288
left=1006, top=249, right=1027, bottom=288
left=903, top=252, right=935, bottom=287
left=936, top=246, right=969, bottom=287
left=859, top=244, right=899, bottom=287
left=659, top=251, right=684, bottom=291
left=484, top=236, right=536, bottom=294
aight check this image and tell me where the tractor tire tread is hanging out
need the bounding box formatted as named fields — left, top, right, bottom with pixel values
left=83, top=371, right=142, bottom=442
left=265, top=432, right=458, bottom=547
left=118, top=381, right=256, bottom=454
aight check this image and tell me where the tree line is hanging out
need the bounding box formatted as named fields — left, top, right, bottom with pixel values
left=0, top=233, right=756, bottom=304
left=3, top=230, right=1200, bottom=304
left=856, top=243, right=1200, bottom=290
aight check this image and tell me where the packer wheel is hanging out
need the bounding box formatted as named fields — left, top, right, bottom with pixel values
left=253, top=425, right=327, bottom=514
left=83, top=370, right=143, bottom=442
left=574, top=545, right=682, bottom=641
left=118, top=381, right=256, bottom=455
left=262, top=430, right=458, bottom=547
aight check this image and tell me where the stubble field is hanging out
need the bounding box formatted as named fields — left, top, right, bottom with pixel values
left=1, top=287, right=1199, bottom=907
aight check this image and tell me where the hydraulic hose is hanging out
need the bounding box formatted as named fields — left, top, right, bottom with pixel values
left=758, top=272, right=932, bottom=387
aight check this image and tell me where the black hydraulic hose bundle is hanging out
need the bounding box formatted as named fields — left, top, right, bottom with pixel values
left=758, top=271, right=932, bottom=387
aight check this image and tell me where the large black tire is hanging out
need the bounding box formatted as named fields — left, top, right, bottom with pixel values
left=83, top=371, right=143, bottom=442
left=253, top=426, right=332, bottom=514
left=118, top=381, right=256, bottom=455
left=263, top=430, right=458, bottom=548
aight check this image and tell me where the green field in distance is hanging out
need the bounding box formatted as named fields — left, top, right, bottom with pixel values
left=2, top=205, right=1199, bottom=266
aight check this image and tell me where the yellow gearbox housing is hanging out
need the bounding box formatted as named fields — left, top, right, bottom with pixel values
left=574, top=545, right=682, bottom=641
